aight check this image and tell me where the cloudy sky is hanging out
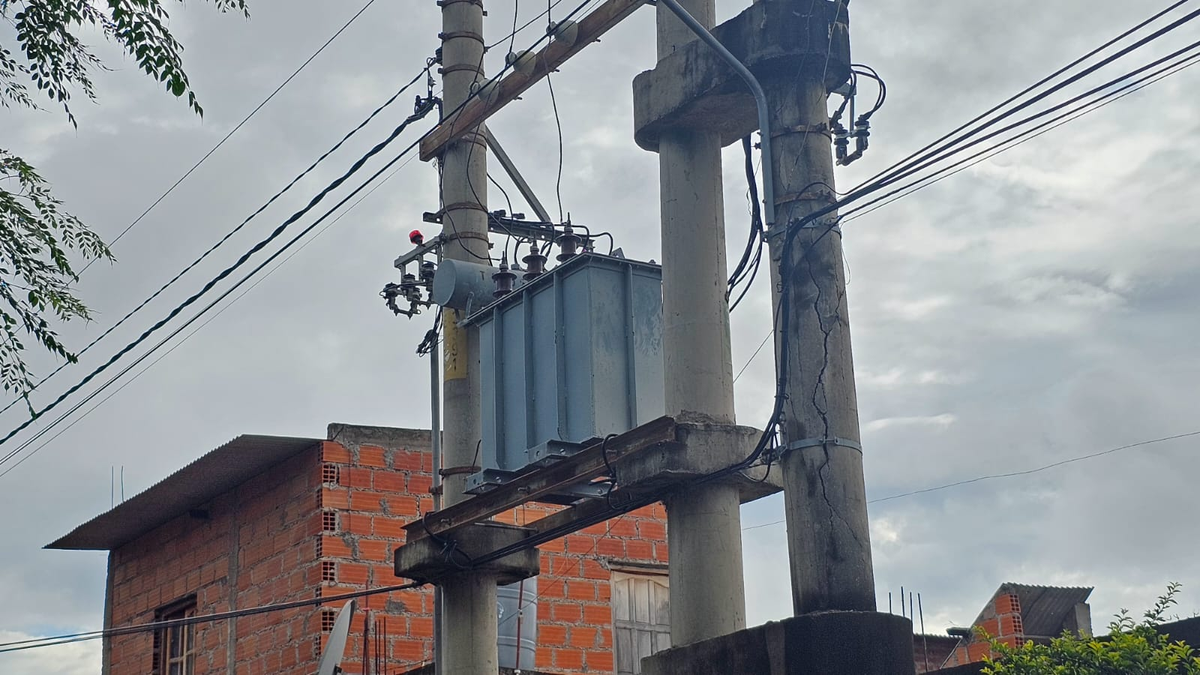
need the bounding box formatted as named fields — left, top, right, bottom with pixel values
left=2, top=0, right=1199, bottom=671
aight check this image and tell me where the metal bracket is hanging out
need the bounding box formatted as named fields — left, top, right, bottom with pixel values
left=777, top=437, right=862, bottom=458
left=764, top=217, right=842, bottom=242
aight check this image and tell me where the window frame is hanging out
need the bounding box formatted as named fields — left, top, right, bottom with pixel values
left=152, top=595, right=198, bottom=675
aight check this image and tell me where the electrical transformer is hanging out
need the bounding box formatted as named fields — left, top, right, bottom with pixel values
left=456, top=253, right=665, bottom=493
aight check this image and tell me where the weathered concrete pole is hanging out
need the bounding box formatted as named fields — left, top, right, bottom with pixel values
left=655, top=0, right=748, bottom=647
left=437, top=0, right=499, bottom=672
left=763, top=25, right=877, bottom=614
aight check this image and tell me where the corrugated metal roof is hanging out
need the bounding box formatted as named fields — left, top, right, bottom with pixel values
left=46, top=434, right=320, bottom=551
left=1001, top=582, right=1093, bottom=638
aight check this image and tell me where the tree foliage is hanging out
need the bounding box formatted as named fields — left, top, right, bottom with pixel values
left=983, top=583, right=1200, bottom=675
left=1, top=0, right=247, bottom=405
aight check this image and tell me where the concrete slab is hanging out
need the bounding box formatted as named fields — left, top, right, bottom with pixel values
left=393, top=521, right=539, bottom=586
left=642, top=611, right=916, bottom=675
left=633, top=0, right=852, bottom=151
left=616, top=414, right=783, bottom=503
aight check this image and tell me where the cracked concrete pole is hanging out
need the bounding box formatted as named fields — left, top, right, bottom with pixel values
left=655, top=0, right=748, bottom=648
left=764, top=53, right=877, bottom=614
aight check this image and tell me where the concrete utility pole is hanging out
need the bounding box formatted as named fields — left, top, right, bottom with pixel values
left=654, top=0, right=748, bottom=648
left=438, top=0, right=498, bottom=672
left=764, top=26, right=877, bottom=614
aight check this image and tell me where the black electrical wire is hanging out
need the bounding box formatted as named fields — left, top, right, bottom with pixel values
left=0, top=63, right=434, bottom=419
left=0, top=2, right=601, bottom=469
left=853, top=0, right=1197, bottom=193
left=0, top=581, right=422, bottom=654
left=845, top=38, right=1200, bottom=219
left=79, top=0, right=383, bottom=274
left=0, top=100, right=440, bottom=464
left=842, top=48, right=1200, bottom=224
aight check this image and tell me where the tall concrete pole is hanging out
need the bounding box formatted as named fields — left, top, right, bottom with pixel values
left=438, top=1, right=498, bottom=673
left=764, top=37, right=877, bottom=614
left=655, top=0, right=748, bottom=647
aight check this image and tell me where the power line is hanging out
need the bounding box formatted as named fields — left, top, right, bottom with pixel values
left=848, top=0, right=1194, bottom=194
left=841, top=49, right=1200, bottom=224
left=0, top=154, right=422, bottom=479
left=740, top=430, right=1200, bottom=532
left=730, top=7, right=1200, bottom=387
left=0, top=581, right=420, bottom=654
left=80, top=0, right=382, bottom=272
left=0, top=103, right=440, bottom=471
left=0, top=64, right=434, bottom=420
left=0, top=2, right=599, bottom=472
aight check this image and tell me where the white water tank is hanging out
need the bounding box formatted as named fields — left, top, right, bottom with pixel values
left=497, top=577, right=538, bottom=669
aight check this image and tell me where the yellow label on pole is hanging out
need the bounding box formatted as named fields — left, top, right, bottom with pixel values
left=443, top=309, right=467, bottom=381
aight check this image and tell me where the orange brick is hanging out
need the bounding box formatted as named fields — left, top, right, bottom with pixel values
left=551, top=602, right=582, bottom=623
left=581, top=559, right=608, bottom=580
left=995, top=593, right=1020, bottom=615
left=410, top=616, right=433, bottom=638
left=588, top=649, right=614, bottom=672
left=374, top=471, right=406, bottom=493
left=339, top=562, right=370, bottom=586
left=320, top=488, right=350, bottom=510
left=538, top=537, right=566, bottom=553
left=320, top=536, right=353, bottom=559
left=541, top=581, right=566, bottom=600
left=323, top=442, right=351, bottom=463
left=394, top=638, right=426, bottom=663
left=358, top=539, right=391, bottom=562
left=374, top=517, right=407, bottom=540
left=625, top=540, right=653, bottom=560
left=541, top=624, right=568, bottom=646
left=351, top=491, right=386, bottom=513
left=581, top=522, right=608, bottom=536
left=654, top=542, right=669, bottom=562
left=582, top=604, right=611, bottom=626
left=566, top=535, right=595, bottom=554
left=408, top=474, right=433, bottom=495
left=606, top=519, right=638, bottom=538
left=596, top=537, right=625, bottom=558
left=343, top=513, right=372, bottom=535
left=393, top=451, right=424, bottom=472
left=597, top=581, right=611, bottom=602
left=639, top=520, right=666, bottom=540
left=569, top=626, right=598, bottom=648
left=535, top=647, right=554, bottom=669
left=967, top=641, right=992, bottom=662
left=359, top=445, right=388, bottom=467
left=388, top=495, right=421, bottom=517
left=555, top=648, right=584, bottom=670
left=566, top=580, right=595, bottom=601
left=343, top=467, right=373, bottom=489
left=978, top=619, right=1000, bottom=639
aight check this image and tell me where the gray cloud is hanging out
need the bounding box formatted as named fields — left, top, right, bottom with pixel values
left=3, top=0, right=1200, bottom=672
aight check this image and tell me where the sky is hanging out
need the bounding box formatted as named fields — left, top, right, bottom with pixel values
left=2, top=0, right=1200, bottom=671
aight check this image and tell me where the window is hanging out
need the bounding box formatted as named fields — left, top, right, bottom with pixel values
left=612, top=571, right=670, bottom=675
left=152, top=596, right=197, bottom=675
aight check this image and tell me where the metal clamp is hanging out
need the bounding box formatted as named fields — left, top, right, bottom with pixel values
left=778, top=436, right=862, bottom=458
left=765, top=216, right=842, bottom=241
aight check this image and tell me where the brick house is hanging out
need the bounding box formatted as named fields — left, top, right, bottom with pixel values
left=48, top=423, right=671, bottom=675
left=929, top=583, right=1093, bottom=671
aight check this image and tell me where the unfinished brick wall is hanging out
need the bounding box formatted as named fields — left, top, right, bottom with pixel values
left=106, top=449, right=322, bottom=675
left=942, top=592, right=1025, bottom=668
left=104, top=423, right=669, bottom=675
left=322, top=425, right=670, bottom=675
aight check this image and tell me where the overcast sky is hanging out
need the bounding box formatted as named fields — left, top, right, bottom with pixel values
left=2, top=0, right=1199, bottom=672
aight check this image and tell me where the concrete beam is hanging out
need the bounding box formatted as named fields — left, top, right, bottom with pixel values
left=393, top=522, right=539, bottom=586
left=641, top=612, right=916, bottom=675
left=616, top=415, right=782, bottom=503
left=632, top=0, right=851, bottom=151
